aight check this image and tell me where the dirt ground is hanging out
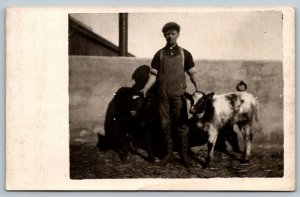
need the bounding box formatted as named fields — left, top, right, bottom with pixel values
left=70, top=141, right=283, bottom=179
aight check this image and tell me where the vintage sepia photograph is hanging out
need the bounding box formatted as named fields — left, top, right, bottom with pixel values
left=6, top=6, right=295, bottom=190
left=69, top=11, right=285, bottom=179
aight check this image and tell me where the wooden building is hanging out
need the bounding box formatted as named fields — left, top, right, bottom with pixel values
left=68, top=15, right=134, bottom=57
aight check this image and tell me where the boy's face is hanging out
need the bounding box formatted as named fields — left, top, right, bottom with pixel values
left=164, top=29, right=179, bottom=45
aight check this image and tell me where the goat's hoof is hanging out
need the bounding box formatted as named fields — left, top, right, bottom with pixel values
left=203, top=159, right=210, bottom=169
left=148, top=157, right=155, bottom=163
left=227, top=153, right=236, bottom=159
left=241, top=159, right=250, bottom=164
left=203, top=162, right=210, bottom=169
left=186, top=166, right=196, bottom=173
left=120, top=156, right=128, bottom=163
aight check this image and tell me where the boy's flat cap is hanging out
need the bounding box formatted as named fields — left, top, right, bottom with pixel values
left=162, top=22, right=180, bottom=33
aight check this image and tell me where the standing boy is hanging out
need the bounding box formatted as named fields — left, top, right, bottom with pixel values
left=141, top=22, right=200, bottom=168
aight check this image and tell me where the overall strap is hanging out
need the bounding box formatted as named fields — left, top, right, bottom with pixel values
left=179, top=47, right=185, bottom=68
left=160, top=49, right=164, bottom=65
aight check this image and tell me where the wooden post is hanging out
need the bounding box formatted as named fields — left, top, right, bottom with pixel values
left=119, top=13, right=128, bottom=56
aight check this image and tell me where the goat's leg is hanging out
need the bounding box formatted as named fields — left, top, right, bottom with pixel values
left=244, top=125, right=253, bottom=162
left=118, top=126, right=131, bottom=162
left=226, top=126, right=241, bottom=153
left=145, top=127, right=155, bottom=162
left=239, top=124, right=253, bottom=163
left=206, top=127, right=218, bottom=165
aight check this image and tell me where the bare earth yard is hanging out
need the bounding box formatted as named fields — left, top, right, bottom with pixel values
left=70, top=141, right=283, bottom=179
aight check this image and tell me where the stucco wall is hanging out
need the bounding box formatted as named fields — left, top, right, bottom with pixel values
left=69, top=56, right=283, bottom=145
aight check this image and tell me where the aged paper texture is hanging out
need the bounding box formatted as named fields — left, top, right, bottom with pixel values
left=6, top=7, right=295, bottom=190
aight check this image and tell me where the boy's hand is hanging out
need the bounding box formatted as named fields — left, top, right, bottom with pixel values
left=139, top=89, right=147, bottom=97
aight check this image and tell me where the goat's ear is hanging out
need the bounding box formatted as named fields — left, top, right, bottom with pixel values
left=207, top=92, right=215, bottom=100
left=183, top=92, right=193, bottom=101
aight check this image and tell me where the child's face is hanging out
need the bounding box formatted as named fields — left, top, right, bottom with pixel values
left=164, top=30, right=179, bottom=45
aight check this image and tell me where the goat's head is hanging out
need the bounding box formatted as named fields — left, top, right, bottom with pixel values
left=129, top=91, right=145, bottom=117
left=184, top=91, right=214, bottom=119
left=113, top=88, right=145, bottom=117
